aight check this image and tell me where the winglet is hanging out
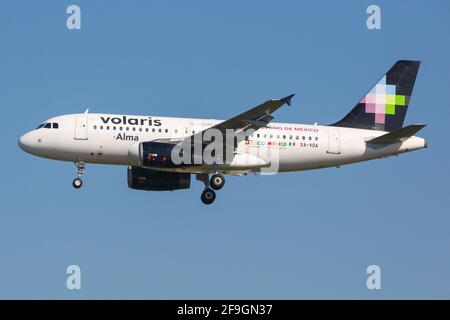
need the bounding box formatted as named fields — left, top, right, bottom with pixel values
left=281, top=94, right=295, bottom=106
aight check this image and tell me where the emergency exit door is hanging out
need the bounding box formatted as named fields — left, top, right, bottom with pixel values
left=327, top=129, right=340, bottom=154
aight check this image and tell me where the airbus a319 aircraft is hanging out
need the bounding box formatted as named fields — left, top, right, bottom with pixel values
left=19, top=61, right=427, bottom=204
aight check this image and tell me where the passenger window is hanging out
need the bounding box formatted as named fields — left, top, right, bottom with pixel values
left=165, top=129, right=168, bottom=133
left=53, top=123, right=59, bottom=129
left=283, top=135, right=286, bottom=139
left=100, top=126, right=104, bottom=130
left=93, top=125, right=97, bottom=130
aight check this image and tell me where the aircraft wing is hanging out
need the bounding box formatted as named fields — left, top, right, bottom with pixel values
left=187, top=94, right=295, bottom=145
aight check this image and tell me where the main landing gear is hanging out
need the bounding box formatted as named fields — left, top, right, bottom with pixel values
left=197, top=173, right=225, bottom=205
left=201, top=188, right=216, bottom=205
left=210, top=173, right=225, bottom=190
left=72, top=161, right=85, bottom=189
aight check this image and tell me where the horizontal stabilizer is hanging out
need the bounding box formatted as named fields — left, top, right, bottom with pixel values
left=366, top=124, right=426, bottom=144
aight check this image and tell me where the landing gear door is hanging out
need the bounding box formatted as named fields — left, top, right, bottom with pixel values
left=75, top=116, right=88, bottom=140
left=327, top=128, right=340, bottom=154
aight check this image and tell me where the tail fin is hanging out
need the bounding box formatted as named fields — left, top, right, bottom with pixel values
left=332, top=60, right=421, bottom=131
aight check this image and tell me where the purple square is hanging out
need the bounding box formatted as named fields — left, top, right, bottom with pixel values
left=365, top=103, right=376, bottom=113
left=375, top=113, right=385, bottom=124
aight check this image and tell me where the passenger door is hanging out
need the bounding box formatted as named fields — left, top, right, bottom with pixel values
left=74, top=116, right=88, bottom=140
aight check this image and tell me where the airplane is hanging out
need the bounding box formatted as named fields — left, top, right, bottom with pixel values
left=18, top=60, right=427, bottom=205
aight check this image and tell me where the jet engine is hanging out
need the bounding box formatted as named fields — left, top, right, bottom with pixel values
left=127, top=166, right=191, bottom=191
left=127, top=140, right=235, bottom=168
left=140, top=141, right=179, bottom=168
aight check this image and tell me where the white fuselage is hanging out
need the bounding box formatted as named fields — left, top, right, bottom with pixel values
left=18, top=113, right=427, bottom=174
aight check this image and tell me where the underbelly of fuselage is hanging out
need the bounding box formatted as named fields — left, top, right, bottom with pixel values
left=46, top=140, right=371, bottom=174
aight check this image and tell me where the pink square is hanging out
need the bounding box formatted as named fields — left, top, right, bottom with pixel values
left=375, top=103, right=385, bottom=113
left=375, top=113, right=385, bottom=124
left=363, top=94, right=376, bottom=104
left=365, top=103, right=376, bottom=113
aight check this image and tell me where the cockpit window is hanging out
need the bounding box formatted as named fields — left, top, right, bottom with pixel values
left=36, top=122, right=60, bottom=129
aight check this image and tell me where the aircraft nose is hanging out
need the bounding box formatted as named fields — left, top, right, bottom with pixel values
left=18, top=132, right=32, bottom=153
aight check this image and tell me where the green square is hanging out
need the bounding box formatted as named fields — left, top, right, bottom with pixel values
left=396, top=95, right=406, bottom=106
left=385, top=104, right=396, bottom=115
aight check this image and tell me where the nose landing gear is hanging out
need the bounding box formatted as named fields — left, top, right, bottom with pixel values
left=72, top=161, right=85, bottom=189
left=196, top=173, right=226, bottom=205
left=72, top=178, right=83, bottom=189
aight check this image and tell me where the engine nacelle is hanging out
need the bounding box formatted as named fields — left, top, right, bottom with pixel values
left=127, top=166, right=191, bottom=191
left=128, top=140, right=236, bottom=168
left=128, top=141, right=182, bottom=168
left=140, top=141, right=180, bottom=168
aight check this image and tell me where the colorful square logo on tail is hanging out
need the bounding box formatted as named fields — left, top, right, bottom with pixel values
left=360, top=76, right=408, bottom=124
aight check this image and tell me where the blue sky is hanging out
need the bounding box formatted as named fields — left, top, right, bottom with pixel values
left=1, top=0, right=449, bottom=299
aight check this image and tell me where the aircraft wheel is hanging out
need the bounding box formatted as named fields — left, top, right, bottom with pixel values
left=210, top=174, right=225, bottom=191
left=201, top=188, right=216, bottom=205
left=72, top=178, right=83, bottom=189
